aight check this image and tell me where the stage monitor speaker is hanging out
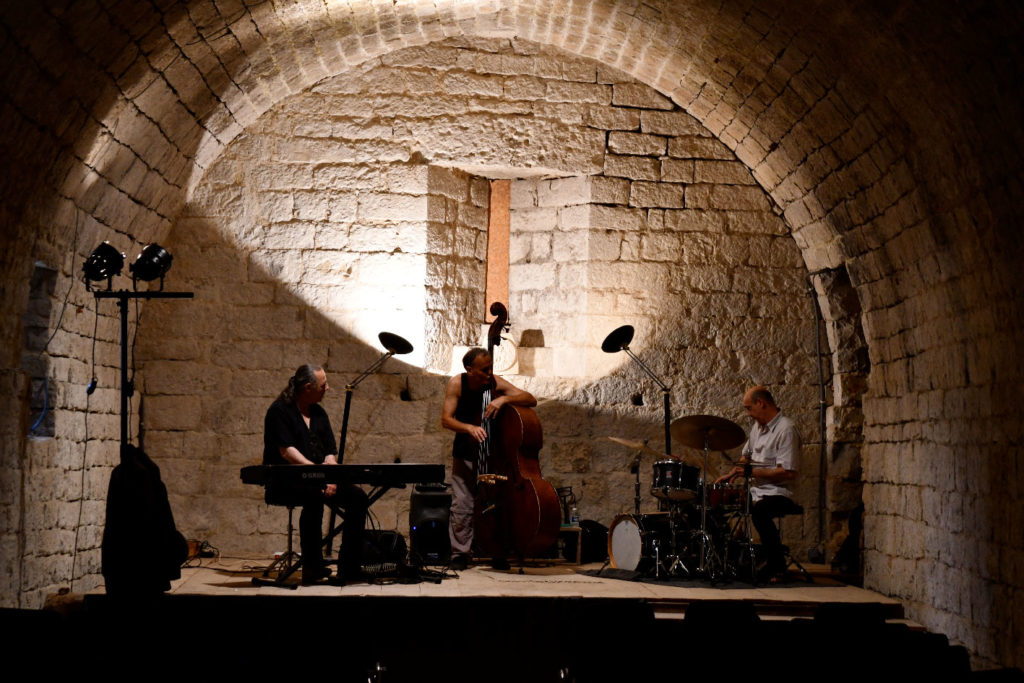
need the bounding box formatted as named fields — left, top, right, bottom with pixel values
left=409, top=483, right=451, bottom=564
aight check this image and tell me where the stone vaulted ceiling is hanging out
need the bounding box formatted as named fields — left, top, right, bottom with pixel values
left=1, top=0, right=1022, bottom=669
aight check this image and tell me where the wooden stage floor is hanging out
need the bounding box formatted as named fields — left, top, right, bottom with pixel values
left=165, top=556, right=912, bottom=624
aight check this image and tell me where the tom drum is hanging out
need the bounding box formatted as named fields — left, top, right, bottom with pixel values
left=651, top=459, right=699, bottom=502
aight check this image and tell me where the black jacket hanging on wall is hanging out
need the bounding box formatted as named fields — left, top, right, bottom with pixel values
left=101, top=445, right=188, bottom=596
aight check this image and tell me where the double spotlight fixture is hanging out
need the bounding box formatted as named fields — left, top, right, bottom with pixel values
left=82, top=242, right=174, bottom=291
left=80, top=241, right=192, bottom=451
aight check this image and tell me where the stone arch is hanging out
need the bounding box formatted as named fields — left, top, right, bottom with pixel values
left=0, top=0, right=1019, bottom=670
left=145, top=37, right=822, bottom=564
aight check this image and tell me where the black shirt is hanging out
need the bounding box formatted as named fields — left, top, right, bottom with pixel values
left=452, top=373, right=495, bottom=460
left=263, top=398, right=338, bottom=465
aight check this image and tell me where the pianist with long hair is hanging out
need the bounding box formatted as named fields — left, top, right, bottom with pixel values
left=263, top=364, right=369, bottom=584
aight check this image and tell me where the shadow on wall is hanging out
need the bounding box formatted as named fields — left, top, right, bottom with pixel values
left=135, top=210, right=823, bottom=560
left=126, top=35, right=825, bottom=563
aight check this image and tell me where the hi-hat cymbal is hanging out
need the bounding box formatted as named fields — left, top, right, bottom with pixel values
left=670, top=414, right=746, bottom=452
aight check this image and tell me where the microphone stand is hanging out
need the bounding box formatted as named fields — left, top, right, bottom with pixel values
left=623, top=351, right=672, bottom=458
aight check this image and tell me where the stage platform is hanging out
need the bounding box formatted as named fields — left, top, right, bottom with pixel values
left=169, top=556, right=908, bottom=622
left=16, top=559, right=973, bottom=681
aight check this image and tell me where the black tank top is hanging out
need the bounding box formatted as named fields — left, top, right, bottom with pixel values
left=452, top=373, right=495, bottom=459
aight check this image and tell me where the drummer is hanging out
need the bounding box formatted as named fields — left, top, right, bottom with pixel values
left=718, top=386, right=800, bottom=582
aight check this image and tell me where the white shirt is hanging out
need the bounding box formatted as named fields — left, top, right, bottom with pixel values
left=742, top=412, right=799, bottom=502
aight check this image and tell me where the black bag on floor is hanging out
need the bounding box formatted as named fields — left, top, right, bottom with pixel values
left=361, top=529, right=408, bottom=567
left=102, top=445, right=188, bottom=596
left=580, top=519, right=609, bottom=563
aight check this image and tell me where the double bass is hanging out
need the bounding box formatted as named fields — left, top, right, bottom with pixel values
left=474, top=302, right=562, bottom=561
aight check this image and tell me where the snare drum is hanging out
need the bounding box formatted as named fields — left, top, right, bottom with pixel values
left=651, top=459, right=699, bottom=501
left=607, top=513, right=672, bottom=572
left=707, top=482, right=745, bottom=508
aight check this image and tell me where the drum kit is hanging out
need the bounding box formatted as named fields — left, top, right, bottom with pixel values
left=606, top=414, right=769, bottom=583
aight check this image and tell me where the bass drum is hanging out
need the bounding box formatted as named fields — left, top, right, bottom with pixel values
left=607, top=513, right=671, bottom=572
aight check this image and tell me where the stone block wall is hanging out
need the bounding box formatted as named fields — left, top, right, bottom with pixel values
left=425, top=166, right=490, bottom=372
left=2, top=2, right=1018, bottom=670
left=508, top=175, right=592, bottom=377
left=137, top=37, right=822, bottom=563
left=2, top=230, right=138, bottom=607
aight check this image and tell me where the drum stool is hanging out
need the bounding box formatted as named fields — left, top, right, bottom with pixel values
left=775, top=504, right=812, bottom=583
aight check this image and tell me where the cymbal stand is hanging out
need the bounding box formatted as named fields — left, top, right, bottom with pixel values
left=629, top=446, right=643, bottom=516
left=728, top=461, right=758, bottom=582
left=694, top=431, right=723, bottom=581
left=664, top=502, right=692, bottom=577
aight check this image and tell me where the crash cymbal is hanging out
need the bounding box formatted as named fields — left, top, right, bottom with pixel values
left=670, top=414, right=746, bottom=452
left=603, top=436, right=666, bottom=459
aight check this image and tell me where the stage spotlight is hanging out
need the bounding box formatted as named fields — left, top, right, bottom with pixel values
left=82, top=242, right=125, bottom=291
left=600, top=325, right=634, bottom=353
left=378, top=331, right=414, bottom=355
left=130, top=243, right=173, bottom=289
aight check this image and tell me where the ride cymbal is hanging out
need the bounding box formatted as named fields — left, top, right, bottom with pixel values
left=670, top=414, right=746, bottom=452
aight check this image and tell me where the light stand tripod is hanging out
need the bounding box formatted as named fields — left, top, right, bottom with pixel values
left=600, top=325, right=674, bottom=457
left=325, top=332, right=413, bottom=557
left=93, top=288, right=193, bottom=457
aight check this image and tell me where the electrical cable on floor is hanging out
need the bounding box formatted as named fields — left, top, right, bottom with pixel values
left=183, top=540, right=220, bottom=568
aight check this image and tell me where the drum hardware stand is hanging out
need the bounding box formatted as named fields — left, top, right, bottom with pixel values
left=693, top=432, right=725, bottom=582
left=664, top=503, right=692, bottom=578
left=780, top=544, right=814, bottom=583
left=728, top=461, right=759, bottom=583
left=630, top=444, right=644, bottom=516
left=670, top=415, right=747, bottom=584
